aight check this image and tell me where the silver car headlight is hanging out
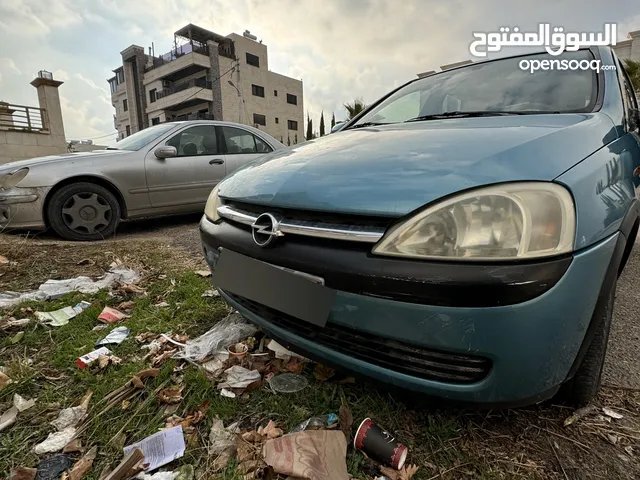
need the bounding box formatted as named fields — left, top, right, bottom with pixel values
left=204, top=183, right=222, bottom=222
left=372, top=182, right=575, bottom=261
left=0, top=168, right=29, bottom=190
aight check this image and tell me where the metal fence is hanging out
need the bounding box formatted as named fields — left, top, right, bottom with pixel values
left=0, top=103, right=47, bottom=131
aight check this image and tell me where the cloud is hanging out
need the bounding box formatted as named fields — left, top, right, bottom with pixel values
left=0, top=0, right=639, bottom=140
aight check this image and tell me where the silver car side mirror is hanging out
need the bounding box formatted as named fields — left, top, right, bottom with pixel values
left=155, top=146, right=177, bottom=159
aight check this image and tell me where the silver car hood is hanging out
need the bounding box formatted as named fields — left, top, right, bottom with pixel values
left=0, top=150, right=130, bottom=172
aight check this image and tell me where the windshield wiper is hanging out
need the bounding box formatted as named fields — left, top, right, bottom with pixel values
left=405, top=111, right=529, bottom=122
left=349, top=122, right=390, bottom=129
left=104, top=147, right=119, bottom=150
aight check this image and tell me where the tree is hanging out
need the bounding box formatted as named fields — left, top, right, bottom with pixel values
left=624, top=59, right=640, bottom=93
left=295, top=133, right=298, bottom=144
left=287, top=134, right=291, bottom=146
left=331, top=112, right=336, bottom=129
left=319, top=111, right=325, bottom=136
left=344, top=98, right=367, bottom=120
left=306, top=113, right=313, bottom=140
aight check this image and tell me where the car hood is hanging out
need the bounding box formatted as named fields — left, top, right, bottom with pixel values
left=0, top=150, right=130, bottom=173
left=218, top=113, right=616, bottom=217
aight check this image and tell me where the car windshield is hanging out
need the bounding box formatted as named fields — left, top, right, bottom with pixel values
left=351, top=50, right=598, bottom=127
left=112, top=123, right=176, bottom=151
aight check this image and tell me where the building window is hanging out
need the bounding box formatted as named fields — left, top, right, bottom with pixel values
left=251, top=84, right=265, bottom=97
left=253, top=113, right=266, bottom=126
left=149, top=89, right=157, bottom=103
left=246, top=52, right=260, bottom=67
left=123, top=99, right=128, bottom=112
left=109, top=78, right=117, bottom=95
left=286, top=94, right=297, bottom=105
left=125, top=125, right=131, bottom=136
left=274, top=90, right=278, bottom=96
left=287, top=120, right=298, bottom=131
left=151, top=117, right=160, bottom=125
left=275, top=117, right=279, bottom=124
left=115, top=69, right=125, bottom=84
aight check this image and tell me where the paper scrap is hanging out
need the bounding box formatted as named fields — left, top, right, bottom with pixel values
left=219, top=365, right=261, bottom=389
left=77, top=347, right=111, bottom=369
left=13, top=394, right=36, bottom=412
left=36, top=301, right=91, bottom=327
left=267, top=340, right=306, bottom=361
left=0, top=406, right=18, bottom=432
left=220, top=389, right=236, bottom=398
left=96, top=326, right=130, bottom=346
left=123, top=425, right=186, bottom=472
left=33, top=427, right=77, bottom=455
left=51, top=406, right=86, bottom=430
left=98, top=306, right=128, bottom=324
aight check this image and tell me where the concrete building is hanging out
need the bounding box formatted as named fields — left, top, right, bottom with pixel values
left=0, top=71, right=68, bottom=165
left=68, top=140, right=108, bottom=153
left=109, top=24, right=304, bottom=144
left=614, top=30, right=640, bottom=62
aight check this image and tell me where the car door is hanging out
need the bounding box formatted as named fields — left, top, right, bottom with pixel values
left=144, top=124, right=227, bottom=208
left=219, top=125, right=274, bottom=175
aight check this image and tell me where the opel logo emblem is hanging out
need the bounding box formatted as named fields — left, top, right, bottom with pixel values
left=251, top=213, right=284, bottom=247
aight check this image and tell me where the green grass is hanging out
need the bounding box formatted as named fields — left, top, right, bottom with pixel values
left=2, top=260, right=639, bottom=479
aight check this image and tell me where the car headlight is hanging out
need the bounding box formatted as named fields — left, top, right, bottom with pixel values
left=372, top=182, right=575, bottom=261
left=204, top=183, right=222, bottom=222
left=0, top=168, right=29, bottom=190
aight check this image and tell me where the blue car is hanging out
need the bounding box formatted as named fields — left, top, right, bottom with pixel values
left=200, top=47, right=640, bottom=407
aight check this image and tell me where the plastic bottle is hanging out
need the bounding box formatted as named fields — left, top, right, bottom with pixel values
left=290, top=413, right=338, bottom=433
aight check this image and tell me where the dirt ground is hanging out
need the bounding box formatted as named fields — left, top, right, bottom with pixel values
left=2, top=217, right=640, bottom=479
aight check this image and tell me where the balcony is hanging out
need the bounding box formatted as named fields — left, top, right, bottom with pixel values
left=156, top=77, right=212, bottom=100
left=147, top=78, right=213, bottom=113
left=144, top=49, right=211, bottom=85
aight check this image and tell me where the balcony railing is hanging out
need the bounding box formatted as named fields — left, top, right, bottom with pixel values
left=156, top=77, right=212, bottom=100
left=0, top=103, right=47, bottom=131
left=166, top=112, right=215, bottom=122
left=148, top=43, right=210, bottom=70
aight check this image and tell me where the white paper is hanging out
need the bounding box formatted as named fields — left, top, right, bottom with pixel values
left=33, top=427, right=76, bottom=454
left=124, top=425, right=185, bottom=472
left=218, top=365, right=261, bottom=389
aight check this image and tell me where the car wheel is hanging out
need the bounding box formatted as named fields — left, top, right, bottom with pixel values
left=47, top=182, right=121, bottom=241
left=556, top=283, right=615, bottom=406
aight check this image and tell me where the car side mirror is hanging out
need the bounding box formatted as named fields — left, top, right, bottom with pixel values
left=330, top=122, right=345, bottom=134
left=154, top=146, right=177, bottom=159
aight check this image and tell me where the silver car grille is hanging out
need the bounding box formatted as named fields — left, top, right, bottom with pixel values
left=217, top=203, right=387, bottom=243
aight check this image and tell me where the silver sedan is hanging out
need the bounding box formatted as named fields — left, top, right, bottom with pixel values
left=0, top=121, right=284, bottom=241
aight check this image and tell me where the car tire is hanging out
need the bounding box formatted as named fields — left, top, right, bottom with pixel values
left=47, top=182, right=121, bottom=241
left=555, top=283, right=615, bottom=406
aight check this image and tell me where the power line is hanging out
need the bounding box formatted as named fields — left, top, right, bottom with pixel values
left=67, top=131, right=118, bottom=141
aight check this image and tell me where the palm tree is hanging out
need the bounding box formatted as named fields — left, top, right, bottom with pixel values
left=623, top=59, right=640, bottom=93
left=344, top=99, right=367, bottom=120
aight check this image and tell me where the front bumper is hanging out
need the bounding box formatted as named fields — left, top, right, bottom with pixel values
left=0, top=187, right=47, bottom=230
left=200, top=215, right=618, bottom=406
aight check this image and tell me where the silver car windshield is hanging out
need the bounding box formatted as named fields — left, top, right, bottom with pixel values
left=113, top=124, right=176, bottom=151
left=352, top=50, right=597, bottom=127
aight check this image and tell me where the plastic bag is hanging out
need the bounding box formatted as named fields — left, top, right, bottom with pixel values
left=177, top=313, right=256, bottom=362
left=0, top=268, right=140, bottom=308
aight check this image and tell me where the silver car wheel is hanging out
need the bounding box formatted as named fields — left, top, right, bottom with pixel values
left=61, top=192, right=113, bottom=235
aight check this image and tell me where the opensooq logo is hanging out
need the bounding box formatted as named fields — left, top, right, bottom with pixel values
left=469, top=23, right=617, bottom=58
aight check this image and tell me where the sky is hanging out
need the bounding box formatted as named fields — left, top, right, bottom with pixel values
left=0, top=0, right=639, bottom=145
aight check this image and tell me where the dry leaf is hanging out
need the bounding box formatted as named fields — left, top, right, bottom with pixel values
left=63, top=439, right=83, bottom=453
left=10, top=467, right=37, bottom=480
left=68, top=446, right=97, bottom=480
left=380, top=464, right=420, bottom=480
left=338, top=404, right=354, bottom=441
left=152, top=348, right=177, bottom=367
left=116, top=301, right=136, bottom=311
left=79, top=390, right=93, bottom=410
left=120, top=284, right=146, bottom=295
left=212, top=446, right=235, bottom=471
left=157, top=385, right=184, bottom=404
left=603, top=407, right=624, bottom=419
left=0, top=371, right=13, bottom=391
left=135, top=332, right=158, bottom=343
left=242, top=430, right=265, bottom=443
left=236, top=438, right=257, bottom=463
left=98, top=355, right=121, bottom=369
left=121, top=400, right=131, bottom=410
left=313, top=363, right=335, bottom=382
left=284, top=358, right=305, bottom=374
left=0, top=255, right=9, bottom=264
left=180, top=401, right=210, bottom=429
left=259, top=420, right=283, bottom=439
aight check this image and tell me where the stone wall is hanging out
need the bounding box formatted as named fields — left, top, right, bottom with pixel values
left=0, top=129, right=67, bottom=164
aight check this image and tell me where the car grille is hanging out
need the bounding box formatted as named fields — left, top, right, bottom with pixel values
left=226, top=292, right=492, bottom=384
